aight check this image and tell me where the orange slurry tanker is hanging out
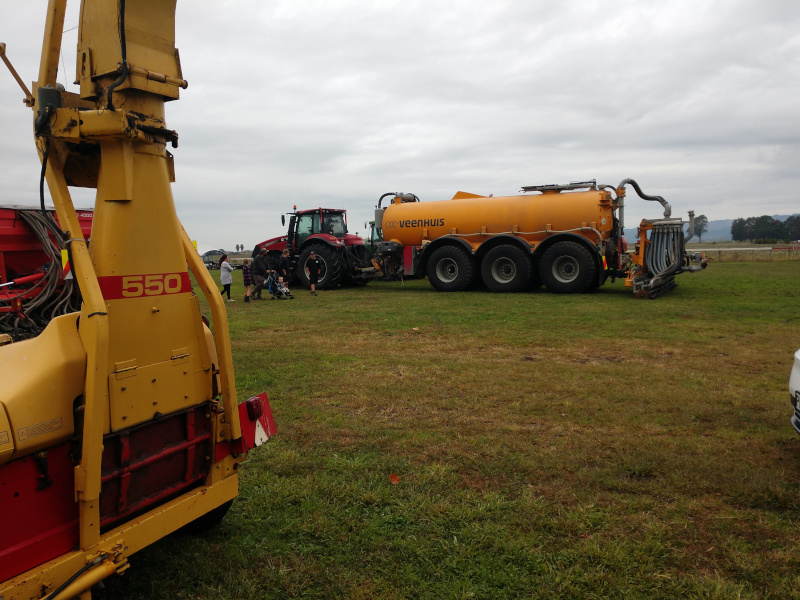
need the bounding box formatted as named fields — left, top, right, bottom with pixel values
left=374, top=180, right=707, bottom=298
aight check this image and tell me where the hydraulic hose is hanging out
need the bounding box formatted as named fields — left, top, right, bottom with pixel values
left=377, top=192, right=419, bottom=209
left=106, top=0, right=128, bottom=111
left=644, top=225, right=684, bottom=286
left=617, top=178, right=671, bottom=218
left=377, top=193, right=394, bottom=209
left=39, top=141, right=49, bottom=217
left=1, top=211, right=81, bottom=340
left=46, top=555, right=115, bottom=600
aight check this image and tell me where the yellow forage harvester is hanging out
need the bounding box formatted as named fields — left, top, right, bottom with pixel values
left=0, top=1, right=275, bottom=598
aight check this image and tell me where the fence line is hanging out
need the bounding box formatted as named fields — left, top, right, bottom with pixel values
left=693, top=247, right=800, bottom=262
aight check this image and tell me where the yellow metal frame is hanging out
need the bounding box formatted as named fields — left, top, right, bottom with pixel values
left=1, top=2, right=245, bottom=597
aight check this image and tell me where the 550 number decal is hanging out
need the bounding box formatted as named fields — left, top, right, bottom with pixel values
left=98, top=272, right=191, bottom=300
left=122, top=274, right=184, bottom=297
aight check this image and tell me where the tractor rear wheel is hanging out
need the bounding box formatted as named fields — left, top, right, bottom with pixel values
left=539, top=241, right=597, bottom=294
left=297, top=244, right=344, bottom=289
left=480, top=245, right=531, bottom=293
left=427, top=245, right=476, bottom=292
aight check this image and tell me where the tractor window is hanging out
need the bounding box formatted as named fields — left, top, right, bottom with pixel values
left=296, top=214, right=315, bottom=246
left=323, top=214, right=347, bottom=237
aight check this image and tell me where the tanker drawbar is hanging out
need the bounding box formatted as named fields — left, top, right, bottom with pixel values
left=372, top=180, right=707, bottom=297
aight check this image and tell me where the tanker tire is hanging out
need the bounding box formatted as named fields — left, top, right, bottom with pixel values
left=297, top=244, right=344, bottom=290
left=539, top=241, right=597, bottom=294
left=481, top=245, right=531, bottom=293
left=427, top=245, right=476, bottom=292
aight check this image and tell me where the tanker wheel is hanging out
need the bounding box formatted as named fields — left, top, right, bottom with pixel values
left=427, top=245, right=476, bottom=292
left=297, top=244, right=344, bottom=290
left=539, top=241, right=597, bottom=294
left=480, top=245, right=531, bottom=293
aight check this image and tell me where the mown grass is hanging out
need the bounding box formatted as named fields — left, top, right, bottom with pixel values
left=106, top=262, right=800, bottom=599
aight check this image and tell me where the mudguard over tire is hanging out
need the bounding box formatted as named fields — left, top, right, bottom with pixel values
left=426, top=245, right=477, bottom=292
left=297, top=244, right=344, bottom=290
left=539, top=241, right=597, bottom=294
left=480, top=245, right=532, bottom=293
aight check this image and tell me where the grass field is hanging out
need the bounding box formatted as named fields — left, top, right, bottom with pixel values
left=107, top=261, right=800, bottom=599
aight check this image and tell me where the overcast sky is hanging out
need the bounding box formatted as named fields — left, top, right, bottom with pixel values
left=1, top=1, right=798, bottom=249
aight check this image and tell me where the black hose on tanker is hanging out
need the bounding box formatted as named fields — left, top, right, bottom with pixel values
left=617, top=178, right=671, bottom=219
left=645, top=224, right=684, bottom=286
left=377, top=192, right=419, bottom=209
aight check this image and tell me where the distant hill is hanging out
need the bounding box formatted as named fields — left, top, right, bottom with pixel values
left=624, top=214, right=796, bottom=243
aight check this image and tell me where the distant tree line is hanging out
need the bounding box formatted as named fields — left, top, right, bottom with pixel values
left=730, top=215, right=800, bottom=243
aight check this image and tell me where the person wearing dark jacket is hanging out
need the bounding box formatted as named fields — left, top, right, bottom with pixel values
left=307, top=250, right=321, bottom=296
left=278, top=249, right=291, bottom=282
left=252, top=247, right=269, bottom=299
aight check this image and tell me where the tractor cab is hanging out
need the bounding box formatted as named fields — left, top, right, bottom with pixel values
left=291, top=209, right=348, bottom=250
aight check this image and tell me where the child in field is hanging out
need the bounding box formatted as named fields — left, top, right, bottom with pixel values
left=275, top=276, right=293, bottom=299
left=242, top=258, right=253, bottom=303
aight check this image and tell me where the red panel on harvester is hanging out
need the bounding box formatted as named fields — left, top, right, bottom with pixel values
left=0, top=442, right=79, bottom=582
left=99, top=405, right=212, bottom=531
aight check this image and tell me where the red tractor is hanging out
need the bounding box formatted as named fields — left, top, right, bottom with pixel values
left=257, top=207, right=376, bottom=289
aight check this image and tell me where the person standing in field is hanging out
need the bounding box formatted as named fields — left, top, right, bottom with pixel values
left=219, top=254, right=235, bottom=302
left=252, top=247, right=268, bottom=300
left=307, top=250, right=321, bottom=296
left=278, top=249, right=291, bottom=282
left=242, top=258, right=253, bottom=303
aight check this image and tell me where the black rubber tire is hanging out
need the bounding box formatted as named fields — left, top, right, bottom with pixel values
left=182, top=499, right=233, bottom=534
left=480, top=245, right=532, bottom=293
left=539, top=241, right=598, bottom=294
left=426, top=245, right=476, bottom=292
left=296, top=244, right=344, bottom=290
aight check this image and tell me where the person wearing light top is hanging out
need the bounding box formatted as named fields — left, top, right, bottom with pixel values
left=218, top=254, right=235, bottom=302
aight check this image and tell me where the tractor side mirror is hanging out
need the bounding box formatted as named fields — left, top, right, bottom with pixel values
left=281, top=215, right=285, bottom=226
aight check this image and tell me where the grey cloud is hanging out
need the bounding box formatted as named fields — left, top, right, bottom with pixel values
left=1, top=0, right=798, bottom=247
